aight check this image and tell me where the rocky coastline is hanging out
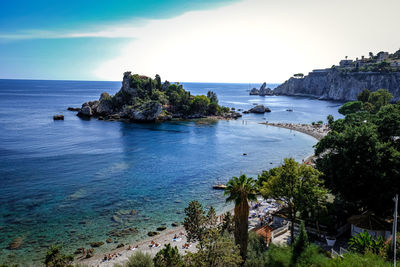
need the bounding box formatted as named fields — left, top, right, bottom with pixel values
left=69, top=72, right=242, bottom=123
left=274, top=69, right=400, bottom=102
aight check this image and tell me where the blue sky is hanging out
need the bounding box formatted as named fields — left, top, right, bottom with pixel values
left=0, top=0, right=399, bottom=82
left=0, top=0, right=237, bottom=80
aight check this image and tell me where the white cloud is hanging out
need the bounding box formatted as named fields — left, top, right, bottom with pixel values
left=3, top=0, right=399, bottom=83
left=93, top=0, right=400, bottom=83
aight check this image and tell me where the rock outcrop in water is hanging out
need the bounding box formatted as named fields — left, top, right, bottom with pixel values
left=274, top=69, right=400, bottom=101
left=74, top=72, right=241, bottom=122
left=246, top=105, right=271, bottom=113
left=249, top=82, right=274, bottom=96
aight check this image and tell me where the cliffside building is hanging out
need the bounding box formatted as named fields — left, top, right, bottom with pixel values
left=339, top=60, right=354, bottom=68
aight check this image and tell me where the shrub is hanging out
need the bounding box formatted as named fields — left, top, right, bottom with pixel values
left=265, top=244, right=292, bottom=266
left=328, top=252, right=393, bottom=267
left=348, top=231, right=385, bottom=255
left=244, top=232, right=268, bottom=267
left=153, top=244, right=183, bottom=267
left=44, top=245, right=74, bottom=267
left=123, top=251, right=154, bottom=267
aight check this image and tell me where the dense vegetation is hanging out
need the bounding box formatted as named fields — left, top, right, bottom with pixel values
left=259, top=158, right=328, bottom=241
left=316, top=88, right=400, bottom=217
left=112, top=74, right=230, bottom=118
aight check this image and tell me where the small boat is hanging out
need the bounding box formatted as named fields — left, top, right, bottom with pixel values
left=286, top=108, right=293, bottom=112
left=213, top=184, right=227, bottom=190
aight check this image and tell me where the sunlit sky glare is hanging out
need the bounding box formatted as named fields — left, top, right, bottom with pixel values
left=0, top=0, right=399, bottom=83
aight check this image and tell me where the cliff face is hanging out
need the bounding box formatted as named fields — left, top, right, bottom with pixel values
left=274, top=70, right=400, bottom=101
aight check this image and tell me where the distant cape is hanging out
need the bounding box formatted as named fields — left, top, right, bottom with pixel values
left=274, top=69, right=400, bottom=102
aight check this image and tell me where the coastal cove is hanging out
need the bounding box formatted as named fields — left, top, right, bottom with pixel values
left=0, top=80, right=343, bottom=265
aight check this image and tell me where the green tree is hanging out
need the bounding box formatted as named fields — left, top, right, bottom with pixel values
left=315, top=116, right=400, bottom=216
left=292, top=221, right=309, bottom=265
left=368, top=89, right=393, bottom=112
left=357, top=89, right=371, bottom=103
left=369, top=52, right=374, bottom=59
left=183, top=200, right=206, bottom=244
left=191, top=95, right=210, bottom=115
left=207, top=102, right=219, bottom=115
left=206, top=206, right=218, bottom=227
left=327, top=115, right=334, bottom=126
left=375, top=104, right=400, bottom=141
left=153, top=244, right=183, bottom=267
left=207, top=91, right=218, bottom=104
left=338, top=101, right=363, bottom=115
left=155, top=74, right=162, bottom=90
left=260, top=158, right=328, bottom=242
left=184, top=229, right=242, bottom=267
left=224, top=174, right=257, bottom=261
left=44, top=245, right=74, bottom=267
left=220, top=211, right=235, bottom=235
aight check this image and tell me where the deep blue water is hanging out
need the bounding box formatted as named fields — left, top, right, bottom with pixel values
left=0, top=79, right=343, bottom=265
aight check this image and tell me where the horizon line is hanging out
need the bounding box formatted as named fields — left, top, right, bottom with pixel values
left=0, top=77, right=283, bottom=84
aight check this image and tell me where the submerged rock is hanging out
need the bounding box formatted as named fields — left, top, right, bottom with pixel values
left=147, top=231, right=159, bottom=237
left=67, top=107, right=81, bottom=112
left=90, top=241, right=104, bottom=247
left=112, top=215, right=123, bottom=224
left=156, top=226, right=167, bottom=231
left=8, top=237, right=23, bottom=250
left=171, top=222, right=179, bottom=227
left=53, top=115, right=64, bottom=120
left=74, top=247, right=84, bottom=254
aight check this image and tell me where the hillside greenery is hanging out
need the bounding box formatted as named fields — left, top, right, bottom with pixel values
left=112, top=74, right=230, bottom=117
left=317, top=88, right=400, bottom=217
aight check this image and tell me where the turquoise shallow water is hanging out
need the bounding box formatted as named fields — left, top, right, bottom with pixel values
left=0, top=80, right=343, bottom=265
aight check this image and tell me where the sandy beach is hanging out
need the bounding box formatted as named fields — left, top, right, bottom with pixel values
left=77, top=225, right=197, bottom=267
left=262, top=122, right=330, bottom=141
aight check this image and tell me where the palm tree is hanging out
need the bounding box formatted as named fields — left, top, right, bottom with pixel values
left=224, top=174, right=257, bottom=262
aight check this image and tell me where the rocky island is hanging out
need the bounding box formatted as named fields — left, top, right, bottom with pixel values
left=249, top=82, right=274, bottom=96
left=71, top=72, right=241, bottom=122
left=274, top=49, right=400, bottom=101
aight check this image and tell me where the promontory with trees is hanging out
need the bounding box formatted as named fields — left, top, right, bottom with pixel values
left=71, top=72, right=241, bottom=122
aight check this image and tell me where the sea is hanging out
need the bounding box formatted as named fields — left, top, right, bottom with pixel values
left=0, top=79, right=343, bottom=265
